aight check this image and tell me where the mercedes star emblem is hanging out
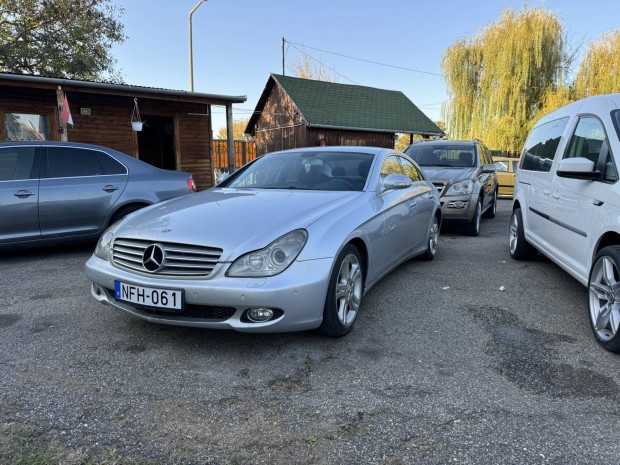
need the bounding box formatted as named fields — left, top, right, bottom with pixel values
left=142, top=244, right=165, bottom=272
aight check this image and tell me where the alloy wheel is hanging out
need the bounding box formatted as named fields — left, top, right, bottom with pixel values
left=335, top=254, right=363, bottom=326
left=589, top=256, right=620, bottom=341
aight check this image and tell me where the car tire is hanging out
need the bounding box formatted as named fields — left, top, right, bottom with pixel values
left=318, top=244, right=364, bottom=337
left=588, top=246, right=620, bottom=353
left=483, top=189, right=497, bottom=219
left=110, top=204, right=146, bottom=225
left=464, top=198, right=481, bottom=236
left=421, top=215, right=439, bottom=261
left=508, top=208, right=537, bottom=260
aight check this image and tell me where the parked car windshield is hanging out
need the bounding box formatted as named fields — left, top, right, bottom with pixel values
left=406, top=145, right=476, bottom=168
left=220, top=150, right=375, bottom=191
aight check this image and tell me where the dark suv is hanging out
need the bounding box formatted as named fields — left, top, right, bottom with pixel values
left=405, top=139, right=498, bottom=236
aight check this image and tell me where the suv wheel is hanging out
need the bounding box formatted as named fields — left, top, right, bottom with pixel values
left=464, top=198, right=481, bottom=236
left=483, top=189, right=497, bottom=219
left=589, top=246, right=620, bottom=353
left=509, top=208, right=537, bottom=260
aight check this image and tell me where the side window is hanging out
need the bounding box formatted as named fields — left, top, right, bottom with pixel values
left=380, top=155, right=403, bottom=179
left=0, top=146, right=36, bottom=181
left=520, top=117, right=568, bottom=172
left=494, top=160, right=509, bottom=172
left=399, top=157, right=423, bottom=182
left=46, top=147, right=103, bottom=178
left=512, top=160, right=519, bottom=172
left=564, top=116, right=617, bottom=182
left=97, top=153, right=127, bottom=175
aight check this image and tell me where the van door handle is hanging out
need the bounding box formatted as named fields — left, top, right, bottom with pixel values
left=103, top=185, right=119, bottom=192
left=14, top=190, right=35, bottom=198
left=552, top=193, right=560, bottom=199
left=543, top=189, right=551, bottom=196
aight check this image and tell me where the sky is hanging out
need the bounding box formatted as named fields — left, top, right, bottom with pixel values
left=110, top=0, right=620, bottom=134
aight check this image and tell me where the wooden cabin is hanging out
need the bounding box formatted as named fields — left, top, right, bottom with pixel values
left=246, top=74, right=444, bottom=155
left=0, top=73, right=246, bottom=189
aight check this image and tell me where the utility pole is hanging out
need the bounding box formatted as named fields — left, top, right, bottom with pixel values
left=282, top=37, right=285, bottom=75
left=189, top=0, right=208, bottom=91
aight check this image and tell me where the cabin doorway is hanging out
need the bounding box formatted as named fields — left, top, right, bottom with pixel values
left=137, top=115, right=176, bottom=170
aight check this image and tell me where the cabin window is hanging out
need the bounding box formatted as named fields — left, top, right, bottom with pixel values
left=3, top=113, right=50, bottom=141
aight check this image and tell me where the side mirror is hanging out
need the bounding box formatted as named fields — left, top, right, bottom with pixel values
left=556, top=157, right=601, bottom=180
left=215, top=172, right=230, bottom=185
left=482, top=164, right=496, bottom=173
left=381, top=173, right=413, bottom=193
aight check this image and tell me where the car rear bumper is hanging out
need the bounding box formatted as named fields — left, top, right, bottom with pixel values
left=85, top=255, right=334, bottom=332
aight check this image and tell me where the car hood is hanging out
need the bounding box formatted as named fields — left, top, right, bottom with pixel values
left=421, top=167, right=475, bottom=184
left=115, top=188, right=362, bottom=261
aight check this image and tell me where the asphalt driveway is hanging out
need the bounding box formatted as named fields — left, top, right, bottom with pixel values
left=1, top=199, right=619, bottom=464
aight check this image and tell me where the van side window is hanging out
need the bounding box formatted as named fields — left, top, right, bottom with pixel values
left=520, top=117, right=569, bottom=172
left=565, top=116, right=617, bottom=182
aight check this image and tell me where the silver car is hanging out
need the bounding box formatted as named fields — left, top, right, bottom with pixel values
left=0, top=141, right=195, bottom=250
left=85, top=147, right=441, bottom=336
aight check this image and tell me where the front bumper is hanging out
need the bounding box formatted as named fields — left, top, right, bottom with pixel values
left=439, top=194, right=477, bottom=222
left=85, top=255, right=334, bottom=332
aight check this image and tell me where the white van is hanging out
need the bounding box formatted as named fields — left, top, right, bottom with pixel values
left=510, top=93, right=620, bottom=352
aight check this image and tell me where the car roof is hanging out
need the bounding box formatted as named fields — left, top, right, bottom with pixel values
left=0, top=140, right=115, bottom=151
left=265, top=146, right=387, bottom=156
left=407, top=140, right=477, bottom=148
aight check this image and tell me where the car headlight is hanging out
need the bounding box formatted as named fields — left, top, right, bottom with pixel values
left=94, top=221, right=122, bottom=261
left=445, top=180, right=474, bottom=196
left=227, top=229, right=308, bottom=277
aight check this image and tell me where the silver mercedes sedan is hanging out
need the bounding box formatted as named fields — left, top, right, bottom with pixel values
left=85, top=147, right=441, bottom=336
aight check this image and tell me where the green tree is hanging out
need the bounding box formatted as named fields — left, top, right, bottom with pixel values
left=0, top=0, right=125, bottom=80
left=574, top=30, right=620, bottom=98
left=216, top=118, right=252, bottom=140
left=441, top=6, right=565, bottom=152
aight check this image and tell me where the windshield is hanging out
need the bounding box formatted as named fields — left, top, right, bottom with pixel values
left=218, top=150, right=375, bottom=191
left=406, top=145, right=476, bottom=168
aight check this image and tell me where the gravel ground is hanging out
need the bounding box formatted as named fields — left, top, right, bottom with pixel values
left=1, top=199, right=620, bottom=464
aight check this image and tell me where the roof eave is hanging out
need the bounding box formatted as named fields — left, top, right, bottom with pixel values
left=307, top=123, right=445, bottom=136
left=0, top=73, right=247, bottom=104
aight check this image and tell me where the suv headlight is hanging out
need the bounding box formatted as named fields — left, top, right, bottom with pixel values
left=94, top=221, right=122, bottom=261
left=445, top=180, right=474, bottom=196
left=227, top=229, right=308, bottom=277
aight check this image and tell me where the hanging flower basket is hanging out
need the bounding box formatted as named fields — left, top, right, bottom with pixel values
left=131, top=98, right=144, bottom=131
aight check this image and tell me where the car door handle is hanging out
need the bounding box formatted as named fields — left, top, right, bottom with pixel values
left=552, top=193, right=560, bottom=199
left=543, top=189, right=551, bottom=196
left=409, top=201, right=417, bottom=208
left=14, top=190, right=35, bottom=198
left=103, top=185, right=119, bottom=192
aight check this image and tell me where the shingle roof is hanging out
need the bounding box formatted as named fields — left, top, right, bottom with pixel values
left=248, top=74, right=443, bottom=135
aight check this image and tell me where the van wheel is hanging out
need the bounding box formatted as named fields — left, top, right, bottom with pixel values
left=483, top=189, right=497, bottom=218
left=589, top=246, right=620, bottom=353
left=508, top=208, right=537, bottom=260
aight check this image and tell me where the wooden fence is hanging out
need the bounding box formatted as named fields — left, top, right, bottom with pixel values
left=213, top=140, right=257, bottom=170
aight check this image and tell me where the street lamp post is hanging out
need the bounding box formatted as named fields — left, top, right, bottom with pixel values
left=189, top=0, right=207, bottom=92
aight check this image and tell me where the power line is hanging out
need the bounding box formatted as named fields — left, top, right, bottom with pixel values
left=287, top=43, right=360, bottom=85
left=285, top=39, right=442, bottom=77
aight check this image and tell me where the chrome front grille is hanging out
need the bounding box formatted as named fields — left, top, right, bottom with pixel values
left=112, top=238, right=223, bottom=277
left=433, top=183, right=445, bottom=196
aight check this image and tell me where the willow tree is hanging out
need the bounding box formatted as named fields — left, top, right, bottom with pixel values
left=441, top=7, right=565, bottom=152
left=574, top=30, right=620, bottom=98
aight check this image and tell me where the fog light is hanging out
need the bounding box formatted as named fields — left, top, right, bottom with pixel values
left=448, top=201, right=467, bottom=209
left=247, top=307, right=274, bottom=322
left=92, top=283, right=103, bottom=296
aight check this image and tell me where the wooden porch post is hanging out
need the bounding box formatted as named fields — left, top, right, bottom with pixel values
left=226, top=103, right=235, bottom=173
left=56, top=86, right=68, bottom=142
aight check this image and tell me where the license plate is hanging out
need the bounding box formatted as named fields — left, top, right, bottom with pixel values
left=115, top=281, right=183, bottom=310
